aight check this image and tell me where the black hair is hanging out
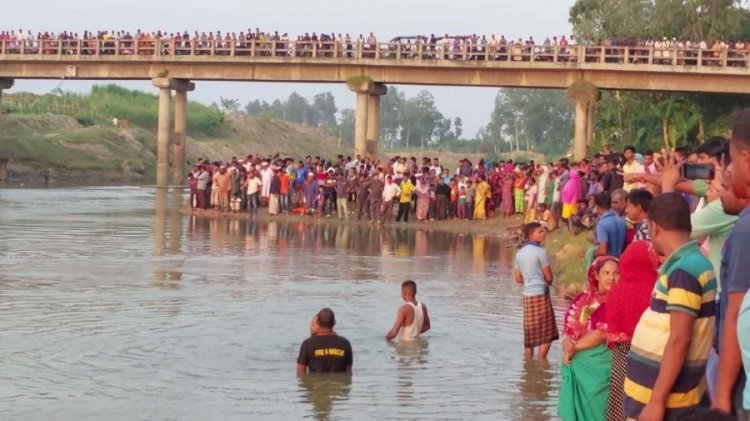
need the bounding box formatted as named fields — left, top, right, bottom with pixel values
left=402, top=280, right=417, bottom=295
left=643, top=149, right=653, bottom=156
left=649, top=192, right=691, bottom=233
left=523, top=222, right=542, bottom=239
left=317, top=308, right=336, bottom=328
left=627, top=189, right=653, bottom=212
left=624, top=145, right=636, bottom=153
left=594, top=192, right=612, bottom=209
left=696, top=136, right=728, bottom=160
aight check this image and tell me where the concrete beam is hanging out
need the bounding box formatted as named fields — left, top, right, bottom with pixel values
left=152, top=77, right=195, bottom=92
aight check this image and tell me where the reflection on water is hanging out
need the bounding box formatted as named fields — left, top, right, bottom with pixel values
left=0, top=186, right=565, bottom=420
left=298, top=374, right=352, bottom=421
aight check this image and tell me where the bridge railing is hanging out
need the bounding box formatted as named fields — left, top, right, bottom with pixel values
left=1, top=38, right=748, bottom=68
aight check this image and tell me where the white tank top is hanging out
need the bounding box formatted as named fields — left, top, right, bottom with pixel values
left=400, top=301, right=424, bottom=341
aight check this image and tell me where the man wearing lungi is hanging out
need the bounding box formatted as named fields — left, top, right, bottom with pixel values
left=514, top=222, right=559, bottom=359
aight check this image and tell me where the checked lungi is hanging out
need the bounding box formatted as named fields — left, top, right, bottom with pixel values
left=523, top=293, right=559, bottom=347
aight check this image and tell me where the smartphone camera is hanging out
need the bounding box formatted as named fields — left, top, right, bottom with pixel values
left=682, top=163, right=715, bottom=180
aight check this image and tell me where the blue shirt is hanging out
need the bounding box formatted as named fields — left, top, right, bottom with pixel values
left=595, top=210, right=627, bottom=258
left=719, top=207, right=750, bottom=408
left=514, top=242, right=551, bottom=296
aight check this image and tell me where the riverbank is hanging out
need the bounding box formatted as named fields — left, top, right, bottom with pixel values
left=187, top=206, right=590, bottom=292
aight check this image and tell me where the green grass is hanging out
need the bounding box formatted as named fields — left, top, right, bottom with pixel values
left=5, top=84, right=225, bottom=136
left=0, top=87, right=346, bottom=181
left=544, top=227, right=593, bottom=290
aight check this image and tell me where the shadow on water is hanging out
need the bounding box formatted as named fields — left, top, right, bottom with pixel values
left=298, top=373, right=352, bottom=421
left=153, top=189, right=185, bottom=290
left=389, top=337, right=430, bottom=402
left=513, top=358, right=558, bottom=420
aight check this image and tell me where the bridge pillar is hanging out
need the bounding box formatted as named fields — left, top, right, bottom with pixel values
left=0, top=159, right=7, bottom=182
left=353, top=90, right=369, bottom=157
left=574, top=98, right=588, bottom=161
left=152, top=78, right=193, bottom=188
left=366, top=83, right=387, bottom=159
left=0, top=78, right=14, bottom=109
left=172, top=81, right=195, bottom=186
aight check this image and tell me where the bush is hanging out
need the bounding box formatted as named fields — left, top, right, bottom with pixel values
left=75, top=115, right=96, bottom=127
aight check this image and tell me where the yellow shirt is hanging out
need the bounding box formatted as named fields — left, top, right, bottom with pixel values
left=399, top=180, right=415, bottom=203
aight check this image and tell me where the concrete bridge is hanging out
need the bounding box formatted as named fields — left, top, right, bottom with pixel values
left=2, top=38, right=749, bottom=186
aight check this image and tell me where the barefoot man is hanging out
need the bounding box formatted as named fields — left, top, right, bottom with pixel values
left=514, top=222, right=559, bottom=359
left=385, top=280, right=431, bottom=341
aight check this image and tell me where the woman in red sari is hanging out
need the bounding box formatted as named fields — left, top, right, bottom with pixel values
left=604, top=241, right=659, bottom=421
left=501, top=170, right=515, bottom=216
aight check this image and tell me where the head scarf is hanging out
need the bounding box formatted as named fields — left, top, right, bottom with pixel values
left=606, top=241, right=659, bottom=346
left=563, top=256, right=619, bottom=340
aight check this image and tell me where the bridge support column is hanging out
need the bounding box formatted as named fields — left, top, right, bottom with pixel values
left=172, top=81, right=195, bottom=186
left=0, top=159, right=8, bottom=182
left=366, top=83, right=387, bottom=159
left=0, top=78, right=14, bottom=109
left=152, top=78, right=194, bottom=188
left=574, top=97, right=589, bottom=161
left=353, top=91, right=369, bottom=158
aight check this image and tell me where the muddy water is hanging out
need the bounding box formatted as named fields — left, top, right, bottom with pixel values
left=0, top=187, right=565, bottom=420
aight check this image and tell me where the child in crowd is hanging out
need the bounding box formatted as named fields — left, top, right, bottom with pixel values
left=536, top=203, right=557, bottom=232
left=449, top=179, right=459, bottom=219
left=465, top=180, right=475, bottom=221
left=230, top=193, right=242, bottom=213
left=525, top=178, right=538, bottom=223
left=457, top=186, right=467, bottom=219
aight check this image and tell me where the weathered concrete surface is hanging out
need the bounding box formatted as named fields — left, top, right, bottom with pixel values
left=153, top=81, right=172, bottom=188
left=172, top=89, right=188, bottom=186
left=3, top=57, right=750, bottom=93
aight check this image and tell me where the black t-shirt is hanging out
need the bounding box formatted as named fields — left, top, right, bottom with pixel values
left=297, top=334, right=353, bottom=373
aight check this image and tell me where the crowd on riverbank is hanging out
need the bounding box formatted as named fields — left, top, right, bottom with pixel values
left=1, top=28, right=749, bottom=65
left=512, top=110, right=750, bottom=420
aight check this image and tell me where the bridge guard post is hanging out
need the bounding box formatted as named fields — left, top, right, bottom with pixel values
left=172, top=80, right=195, bottom=187
left=574, top=97, right=588, bottom=161
left=0, top=78, right=14, bottom=110
left=366, top=83, right=387, bottom=159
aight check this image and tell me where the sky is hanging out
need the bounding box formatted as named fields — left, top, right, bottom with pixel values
left=2, top=0, right=574, bottom=135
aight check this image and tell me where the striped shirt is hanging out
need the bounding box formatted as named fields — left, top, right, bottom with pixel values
left=623, top=240, right=716, bottom=418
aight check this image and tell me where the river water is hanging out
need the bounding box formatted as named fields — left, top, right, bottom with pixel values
left=0, top=186, right=566, bottom=420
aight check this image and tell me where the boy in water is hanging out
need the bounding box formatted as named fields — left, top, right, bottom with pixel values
left=385, top=280, right=431, bottom=341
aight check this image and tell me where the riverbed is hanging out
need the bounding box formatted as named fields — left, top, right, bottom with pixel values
left=0, top=186, right=565, bottom=420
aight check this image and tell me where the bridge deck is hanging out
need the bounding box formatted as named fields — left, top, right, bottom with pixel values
left=1, top=40, right=749, bottom=93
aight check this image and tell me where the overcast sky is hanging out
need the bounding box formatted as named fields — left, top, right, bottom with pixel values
left=2, top=0, right=574, bottom=135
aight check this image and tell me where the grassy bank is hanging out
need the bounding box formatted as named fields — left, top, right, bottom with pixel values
left=0, top=86, right=346, bottom=183
left=545, top=228, right=593, bottom=296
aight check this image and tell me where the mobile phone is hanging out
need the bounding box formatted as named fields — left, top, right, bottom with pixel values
left=682, top=163, right=715, bottom=180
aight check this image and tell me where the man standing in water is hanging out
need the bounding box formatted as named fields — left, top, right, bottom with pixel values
left=514, top=222, right=558, bottom=359
left=297, top=308, right=353, bottom=374
left=385, top=280, right=431, bottom=341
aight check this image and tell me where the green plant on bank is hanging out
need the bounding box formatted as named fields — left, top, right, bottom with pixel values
left=4, top=84, right=225, bottom=136
left=156, top=69, right=169, bottom=78
left=345, top=74, right=372, bottom=91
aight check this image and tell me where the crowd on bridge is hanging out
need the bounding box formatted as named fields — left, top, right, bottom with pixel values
left=209, top=108, right=750, bottom=421
left=1, top=28, right=749, bottom=65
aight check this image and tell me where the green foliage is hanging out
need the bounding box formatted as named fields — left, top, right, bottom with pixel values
left=345, top=74, right=372, bottom=91
left=4, top=84, right=225, bottom=136
left=478, top=89, right=574, bottom=156
left=570, top=0, right=750, bottom=152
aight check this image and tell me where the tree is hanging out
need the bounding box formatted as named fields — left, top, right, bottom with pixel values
left=311, top=92, right=338, bottom=132
left=219, top=97, right=240, bottom=115
left=284, top=92, right=312, bottom=125
left=337, top=109, right=355, bottom=145
left=454, top=117, right=463, bottom=140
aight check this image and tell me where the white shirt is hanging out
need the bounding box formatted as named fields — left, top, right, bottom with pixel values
left=382, top=182, right=401, bottom=201
left=246, top=176, right=262, bottom=195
